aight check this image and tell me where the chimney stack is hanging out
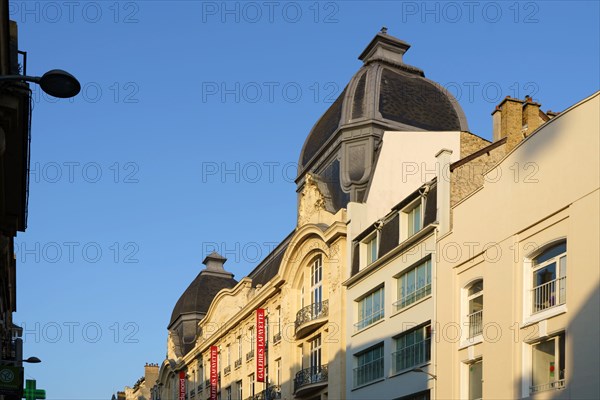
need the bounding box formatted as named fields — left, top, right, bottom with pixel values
left=145, top=363, right=159, bottom=386
left=492, top=96, right=549, bottom=152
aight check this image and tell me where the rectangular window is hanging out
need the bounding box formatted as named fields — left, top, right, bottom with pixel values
left=392, top=324, right=431, bottom=373
left=407, top=202, right=422, bottom=237
left=531, top=333, right=565, bottom=393
left=353, top=343, right=384, bottom=388
left=275, top=358, right=281, bottom=386
left=225, top=387, right=231, bottom=400
left=468, top=359, right=483, bottom=400
left=246, top=327, right=255, bottom=361
left=273, top=306, right=282, bottom=343
left=367, top=235, right=378, bottom=264
left=395, top=258, right=432, bottom=311
left=248, top=374, right=255, bottom=397
left=235, top=336, right=243, bottom=368
left=236, top=380, right=242, bottom=400
left=355, top=286, right=385, bottom=331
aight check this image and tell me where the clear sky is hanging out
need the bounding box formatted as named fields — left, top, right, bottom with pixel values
left=10, top=0, right=599, bottom=398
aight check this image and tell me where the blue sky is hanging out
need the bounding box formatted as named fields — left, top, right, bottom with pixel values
left=10, top=1, right=599, bottom=398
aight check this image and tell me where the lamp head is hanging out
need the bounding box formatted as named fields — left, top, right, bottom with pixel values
left=39, top=69, right=81, bottom=98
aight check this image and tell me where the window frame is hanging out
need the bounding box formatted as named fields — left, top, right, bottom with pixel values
left=392, top=323, right=432, bottom=374
left=353, top=342, right=385, bottom=388
left=394, top=257, right=432, bottom=312
left=466, top=280, right=484, bottom=340
left=354, top=285, right=385, bottom=332
left=362, top=231, right=380, bottom=266
left=400, top=197, right=425, bottom=239
left=529, top=332, right=566, bottom=394
left=522, top=239, right=567, bottom=325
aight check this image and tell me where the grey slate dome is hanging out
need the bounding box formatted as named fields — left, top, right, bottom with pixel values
left=298, top=31, right=469, bottom=173
left=168, top=252, right=237, bottom=328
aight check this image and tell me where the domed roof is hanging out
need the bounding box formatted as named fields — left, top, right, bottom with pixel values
left=168, top=252, right=237, bottom=328
left=298, top=31, right=469, bottom=173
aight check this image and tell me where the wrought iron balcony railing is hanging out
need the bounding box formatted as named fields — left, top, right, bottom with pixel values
left=295, top=300, right=329, bottom=330
left=235, top=358, right=242, bottom=369
left=272, top=332, right=282, bottom=344
left=224, top=365, right=231, bottom=375
left=294, top=364, right=328, bottom=393
left=246, top=349, right=255, bottom=361
left=252, top=385, right=281, bottom=400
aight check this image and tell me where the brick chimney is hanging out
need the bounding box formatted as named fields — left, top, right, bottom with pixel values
left=492, top=96, right=550, bottom=152
left=522, top=95, right=544, bottom=135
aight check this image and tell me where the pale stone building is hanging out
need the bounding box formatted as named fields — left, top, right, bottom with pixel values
left=435, top=92, right=600, bottom=399
left=154, top=177, right=347, bottom=400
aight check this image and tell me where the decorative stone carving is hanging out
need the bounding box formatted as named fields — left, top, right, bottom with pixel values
left=297, top=174, right=327, bottom=226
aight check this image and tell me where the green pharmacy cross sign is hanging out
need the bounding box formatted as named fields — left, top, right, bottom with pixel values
left=23, top=379, right=46, bottom=400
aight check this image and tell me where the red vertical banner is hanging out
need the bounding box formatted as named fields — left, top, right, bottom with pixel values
left=210, top=345, right=218, bottom=400
left=179, top=371, right=185, bottom=400
left=256, top=308, right=266, bottom=382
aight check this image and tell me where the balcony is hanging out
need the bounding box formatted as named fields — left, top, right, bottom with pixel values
left=273, top=332, right=282, bottom=344
left=532, top=277, right=566, bottom=314
left=252, top=385, right=281, bottom=400
left=393, top=284, right=431, bottom=312
left=391, top=338, right=431, bottom=374
left=467, top=310, right=483, bottom=338
left=246, top=349, right=255, bottom=361
left=530, top=379, right=566, bottom=394
left=294, top=300, right=329, bottom=339
left=294, top=364, right=328, bottom=396
left=204, top=380, right=210, bottom=389
left=224, top=365, right=231, bottom=375
left=354, top=309, right=384, bottom=332
left=354, top=358, right=383, bottom=388
left=235, top=358, right=242, bottom=369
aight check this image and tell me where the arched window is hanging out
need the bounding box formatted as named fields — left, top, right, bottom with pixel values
left=466, top=280, right=483, bottom=339
left=531, top=241, right=566, bottom=313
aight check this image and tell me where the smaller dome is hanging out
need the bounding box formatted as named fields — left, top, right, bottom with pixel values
left=168, top=252, right=237, bottom=328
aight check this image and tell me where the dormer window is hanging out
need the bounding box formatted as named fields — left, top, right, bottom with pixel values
left=366, top=234, right=378, bottom=264
left=407, top=201, right=422, bottom=237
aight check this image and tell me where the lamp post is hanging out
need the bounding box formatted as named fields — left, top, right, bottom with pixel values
left=0, top=69, right=80, bottom=98
left=410, top=367, right=437, bottom=380
left=0, top=356, right=42, bottom=365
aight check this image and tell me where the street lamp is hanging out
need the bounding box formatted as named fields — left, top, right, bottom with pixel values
left=0, top=356, right=41, bottom=365
left=0, top=69, right=80, bottom=98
